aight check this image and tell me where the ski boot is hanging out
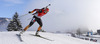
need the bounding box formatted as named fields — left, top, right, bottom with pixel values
left=35, top=31, right=41, bottom=37
left=19, top=30, right=25, bottom=36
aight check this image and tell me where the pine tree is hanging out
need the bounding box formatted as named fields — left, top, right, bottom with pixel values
left=7, top=12, right=22, bottom=31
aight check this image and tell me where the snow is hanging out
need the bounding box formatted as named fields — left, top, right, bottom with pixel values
left=0, top=31, right=99, bottom=44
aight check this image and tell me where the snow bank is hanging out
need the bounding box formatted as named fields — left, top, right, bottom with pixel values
left=0, top=31, right=99, bottom=44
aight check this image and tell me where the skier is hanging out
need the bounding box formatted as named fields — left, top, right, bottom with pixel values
left=19, top=6, right=49, bottom=36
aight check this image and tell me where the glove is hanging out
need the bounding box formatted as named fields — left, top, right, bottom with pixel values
left=28, top=11, right=31, bottom=13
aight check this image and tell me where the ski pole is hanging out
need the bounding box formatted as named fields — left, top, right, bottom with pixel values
left=27, top=18, right=32, bottom=20
left=19, top=13, right=28, bottom=18
left=19, top=13, right=31, bottom=18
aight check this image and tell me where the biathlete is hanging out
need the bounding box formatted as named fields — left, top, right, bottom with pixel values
left=19, top=4, right=50, bottom=36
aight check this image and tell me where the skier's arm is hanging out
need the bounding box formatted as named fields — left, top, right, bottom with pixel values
left=29, top=9, right=39, bottom=13
left=31, top=10, right=35, bottom=13
left=29, top=10, right=35, bottom=13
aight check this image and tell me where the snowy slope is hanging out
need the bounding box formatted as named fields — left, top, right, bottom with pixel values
left=0, top=31, right=99, bottom=44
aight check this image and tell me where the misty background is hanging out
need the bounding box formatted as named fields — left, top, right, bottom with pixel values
left=1, top=0, right=100, bottom=32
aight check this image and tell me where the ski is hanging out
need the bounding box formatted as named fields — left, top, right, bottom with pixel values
left=30, top=34, right=53, bottom=41
left=16, top=34, right=23, bottom=42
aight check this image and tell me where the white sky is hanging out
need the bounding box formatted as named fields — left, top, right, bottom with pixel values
left=20, top=0, right=100, bottom=32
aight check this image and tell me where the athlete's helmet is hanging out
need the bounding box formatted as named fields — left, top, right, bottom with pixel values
left=42, top=7, right=49, bottom=13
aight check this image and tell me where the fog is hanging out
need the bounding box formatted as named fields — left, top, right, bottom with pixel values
left=20, top=0, right=100, bottom=32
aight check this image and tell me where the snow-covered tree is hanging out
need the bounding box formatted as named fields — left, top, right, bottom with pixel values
left=7, top=12, right=22, bottom=31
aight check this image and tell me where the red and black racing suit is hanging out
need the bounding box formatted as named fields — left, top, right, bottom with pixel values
left=28, top=8, right=49, bottom=31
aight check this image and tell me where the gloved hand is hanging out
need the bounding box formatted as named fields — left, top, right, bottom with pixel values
left=28, top=11, right=31, bottom=13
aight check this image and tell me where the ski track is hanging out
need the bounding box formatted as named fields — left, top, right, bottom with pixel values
left=0, top=31, right=99, bottom=44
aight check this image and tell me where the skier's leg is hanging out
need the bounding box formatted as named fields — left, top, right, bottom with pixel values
left=35, top=18, right=43, bottom=35
left=23, top=21, right=35, bottom=31
left=19, top=17, right=36, bottom=35
left=19, top=23, right=33, bottom=35
left=19, top=25, right=30, bottom=35
left=24, top=25, right=30, bottom=31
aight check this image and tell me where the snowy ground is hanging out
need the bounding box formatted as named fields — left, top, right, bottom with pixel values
left=0, top=31, right=100, bottom=44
